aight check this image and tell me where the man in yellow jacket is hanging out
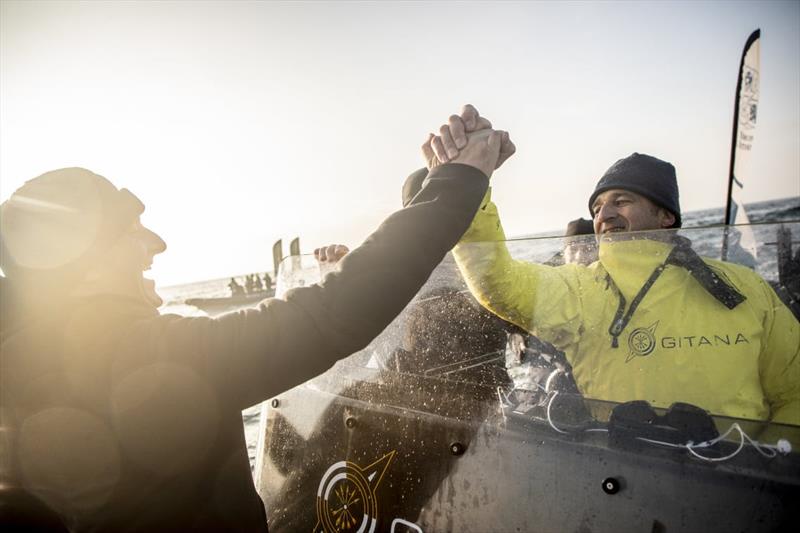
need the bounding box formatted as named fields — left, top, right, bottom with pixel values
left=420, top=105, right=799, bottom=427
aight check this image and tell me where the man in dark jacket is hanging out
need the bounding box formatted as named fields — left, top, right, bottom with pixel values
left=0, top=128, right=507, bottom=532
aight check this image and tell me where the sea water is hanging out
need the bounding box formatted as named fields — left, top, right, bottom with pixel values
left=155, top=197, right=800, bottom=469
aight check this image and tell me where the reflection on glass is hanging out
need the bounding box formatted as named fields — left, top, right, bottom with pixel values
left=260, top=224, right=800, bottom=532
left=269, top=222, right=799, bottom=444
left=453, top=223, right=800, bottom=430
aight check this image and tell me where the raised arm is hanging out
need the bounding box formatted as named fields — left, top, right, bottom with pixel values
left=421, top=105, right=583, bottom=345
left=151, top=133, right=502, bottom=409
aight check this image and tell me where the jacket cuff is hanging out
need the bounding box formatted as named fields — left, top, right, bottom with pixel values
left=402, top=164, right=489, bottom=208
left=426, top=163, right=489, bottom=185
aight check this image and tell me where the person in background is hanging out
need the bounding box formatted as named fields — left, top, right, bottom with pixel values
left=562, top=217, right=597, bottom=265
left=0, top=128, right=499, bottom=532
left=228, top=277, right=245, bottom=296
left=543, top=217, right=597, bottom=267
left=414, top=104, right=799, bottom=427
left=244, top=274, right=255, bottom=293
left=262, top=272, right=272, bottom=292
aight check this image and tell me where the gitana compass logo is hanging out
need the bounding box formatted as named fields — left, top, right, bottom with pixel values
left=314, top=451, right=395, bottom=533
left=626, top=321, right=659, bottom=363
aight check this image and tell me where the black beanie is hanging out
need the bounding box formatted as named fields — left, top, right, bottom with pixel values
left=588, top=153, right=681, bottom=228
left=565, top=217, right=594, bottom=237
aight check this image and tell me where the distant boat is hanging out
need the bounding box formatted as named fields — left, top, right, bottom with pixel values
left=186, top=237, right=296, bottom=316
left=185, top=289, right=275, bottom=316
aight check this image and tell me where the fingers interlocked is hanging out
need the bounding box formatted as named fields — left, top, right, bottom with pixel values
left=422, top=104, right=515, bottom=175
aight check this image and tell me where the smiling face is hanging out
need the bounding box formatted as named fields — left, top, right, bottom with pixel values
left=591, top=189, right=676, bottom=236
left=82, top=217, right=167, bottom=307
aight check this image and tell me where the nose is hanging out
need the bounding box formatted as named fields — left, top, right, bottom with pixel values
left=593, top=202, right=617, bottom=232
left=144, top=227, right=167, bottom=255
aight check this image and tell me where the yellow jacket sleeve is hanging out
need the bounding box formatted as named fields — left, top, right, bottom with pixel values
left=758, top=277, right=800, bottom=425
left=452, top=191, right=585, bottom=350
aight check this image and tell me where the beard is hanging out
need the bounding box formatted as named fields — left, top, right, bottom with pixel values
left=141, top=276, right=163, bottom=307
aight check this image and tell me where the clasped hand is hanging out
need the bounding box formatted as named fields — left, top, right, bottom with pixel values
left=422, top=104, right=516, bottom=178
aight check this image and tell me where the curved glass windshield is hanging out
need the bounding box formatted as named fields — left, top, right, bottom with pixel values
left=256, top=221, right=799, bottom=533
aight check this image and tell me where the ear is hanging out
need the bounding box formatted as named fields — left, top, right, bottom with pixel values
left=659, top=209, right=676, bottom=228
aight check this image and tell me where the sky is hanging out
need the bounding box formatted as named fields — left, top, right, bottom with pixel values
left=1, top=0, right=798, bottom=287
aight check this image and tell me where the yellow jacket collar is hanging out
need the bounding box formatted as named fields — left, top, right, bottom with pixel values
left=599, top=238, right=674, bottom=299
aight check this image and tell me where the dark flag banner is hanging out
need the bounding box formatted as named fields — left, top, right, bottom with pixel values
left=289, top=237, right=302, bottom=277
left=272, top=239, right=283, bottom=278
left=724, top=29, right=761, bottom=262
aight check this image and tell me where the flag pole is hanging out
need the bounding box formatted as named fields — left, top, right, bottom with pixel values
left=723, top=29, right=760, bottom=260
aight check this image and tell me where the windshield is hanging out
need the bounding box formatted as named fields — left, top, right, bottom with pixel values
left=255, top=221, right=799, bottom=532
left=271, top=221, right=799, bottom=423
